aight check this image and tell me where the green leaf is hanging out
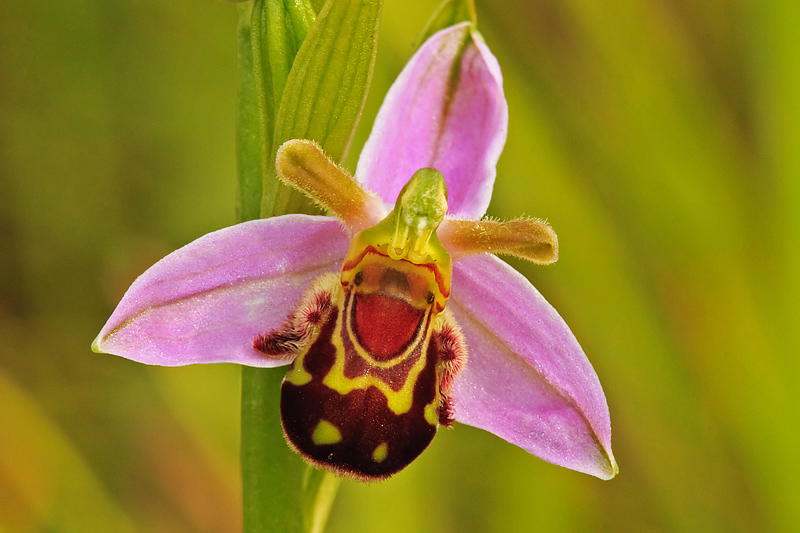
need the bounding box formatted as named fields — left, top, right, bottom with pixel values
left=262, top=0, right=384, bottom=217
left=414, top=0, right=476, bottom=50
left=235, top=1, right=263, bottom=222
left=245, top=0, right=319, bottom=219
left=262, top=0, right=316, bottom=114
left=237, top=0, right=317, bottom=222
left=309, top=0, right=327, bottom=14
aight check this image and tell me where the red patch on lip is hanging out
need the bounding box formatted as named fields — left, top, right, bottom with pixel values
left=353, top=293, right=424, bottom=361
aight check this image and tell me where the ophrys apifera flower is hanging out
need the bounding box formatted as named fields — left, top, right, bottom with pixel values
left=93, top=22, right=617, bottom=481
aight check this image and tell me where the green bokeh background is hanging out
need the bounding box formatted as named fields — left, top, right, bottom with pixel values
left=2, top=0, right=798, bottom=531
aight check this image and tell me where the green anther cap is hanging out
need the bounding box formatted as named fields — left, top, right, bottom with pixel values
left=396, top=168, right=448, bottom=230
left=390, top=168, right=448, bottom=262
left=344, top=168, right=452, bottom=273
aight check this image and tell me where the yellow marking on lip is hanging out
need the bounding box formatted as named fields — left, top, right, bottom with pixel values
left=312, top=420, right=342, bottom=445
left=285, top=362, right=313, bottom=386
left=321, top=292, right=432, bottom=416
left=424, top=401, right=439, bottom=426
left=372, top=442, right=389, bottom=463
left=287, top=283, right=434, bottom=417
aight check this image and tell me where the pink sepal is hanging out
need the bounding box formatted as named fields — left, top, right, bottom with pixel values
left=449, top=255, right=617, bottom=479
left=93, top=216, right=349, bottom=367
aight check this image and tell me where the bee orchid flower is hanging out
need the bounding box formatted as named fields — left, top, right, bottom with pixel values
left=93, top=22, right=617, bottom=481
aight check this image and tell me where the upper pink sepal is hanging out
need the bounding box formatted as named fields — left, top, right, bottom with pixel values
left=93, top=215, right=350, bottom=367
left=448, top=255, right=617, bottom=479
left=356, top=22, right=508, bottom=219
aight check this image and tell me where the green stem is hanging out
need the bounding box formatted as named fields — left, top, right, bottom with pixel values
left=237, top=2, right=308, bottom=532
left=241, top=367, right=305, bottom=532
left=237, top=0, right=381, bottom=529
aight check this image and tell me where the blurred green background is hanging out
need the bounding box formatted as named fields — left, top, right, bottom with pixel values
left=2, top=0, right=798, bottom=531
